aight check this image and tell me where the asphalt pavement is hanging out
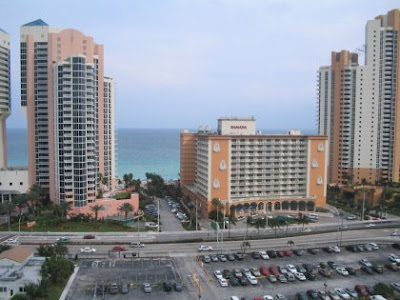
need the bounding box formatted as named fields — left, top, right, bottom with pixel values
left=157, top=197, right=186, bottom=232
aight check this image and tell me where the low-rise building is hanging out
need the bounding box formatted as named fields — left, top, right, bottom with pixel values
left=0, top=168, right=29, bottom=203
left=180, top=118, right=328, bottom=218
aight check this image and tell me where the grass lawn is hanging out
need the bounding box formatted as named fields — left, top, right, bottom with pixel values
left=111, top=191, right=131, bottom=200
left=182, top=222, right=196, bottom=231
left=47, top=284, right=63, bottom=300
left=4, top=221, right=138, bottom=232
left=388, top=208, right=400, bottom=217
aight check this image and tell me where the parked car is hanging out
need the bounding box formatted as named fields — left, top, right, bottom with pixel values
left=306, top=289, right=319, bottom=300
left=198, top=245, right=213, bottom=251
left=234, top=252, right=245, bottom=260
left=252, top=251, right=261, bottom=259
left=214, top=270, right=223, bottom=279
left=305, top=271, right=316, bottom=280
left=284, top=272, right=295, bottom=281
left=393, top=243, right=400, bottom=250
left=385, top=263, right=399, bottom=271
left=359, top=258, right=372, bottom=267
left=227, top=254, right=236, bottom=261
left=267, top=274, right=277, bottom=283
left=317, top=291, right=330, bottom=300
left=211, top=255, right=219, bottom=262
left=389, top=253, right=400, bottom=264
left=367, top=243, right=379, bottom=250
left=334, top=288, right=350, bottom=300
left=286, top=264, right=297, bottom=273
left=163, top=282, right=172, bottom=292
left=308, top=248, right=319, bottom=255
left=303, top=263, right=318, bottom=274
left=260, top=266, right=270, bottom=276
left=267, top=250, right=278, bottom=258
left=277, top=251, right=285, bottom=257
left=251, top=268, right=261, bottom=277
left=297, top=265, right=307, bottom=273
left=108, top=283, right=119, bottom=295
left=120, top=282, right=129, bottom=294
left=371, top=264, right=384, bottom=274
left=346, top=215, right=357, bottom=220
left=80, top=247, right=96, bottom=253
left=230, top=277, right=239, bottom=286
left=327, top=290, right=340, bottom=300
left=327, top=261, right=338, bottom=269
left=143, top=282, right=152, bottom=293
left=336, top=267, right=349, bottom=276
left=329, top=246, right=341, bottom=253
left=345, top=267, right=357, bottom=275
left=355, top=285, right=369, bottom=297
left=223, top=269, right=233, bottom=279
left=83, top=234, right=95, bottom=239
left=218, top=278, right=228, bottom=287
left=278, top=266, right=288, bottom=274
left=294, top=272, right=306, bottom=281
left=276, top=274, right=287, bottom=283
left=297, top=293, right=308, bottom=300
left=218, top=254, right=227, bottom=262
left=239, top=277, right=247, bottom=286
left=259, top=251, right=269, bottom=260
left=364, top=244, right=373, bottom=252
left=283, top=250, right=293, bottom=257
left=233, top=269, right=242, bottom=278
left=203, top=255, right=211, bottom=263
left=275, top=294, right=287, bottom=300
left=269, top=266, right=280, bottom=276
left=390, top=283, right=400, bottom=292
left=246, top=274, right=258, bottom=285
left=319, top=268, right=331, bottom=277
left=361, top=266, right=374, bottom=274
left=346, top=245, right=358, bottom=252
left=293, top=249, right=303, bottom=256
left=236, top=216, right=245, bottom=221
left=345, top=288, right=358, bottom=299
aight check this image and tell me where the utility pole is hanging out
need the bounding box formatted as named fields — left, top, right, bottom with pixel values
left=137, top=214, right=140, bottom=257
left=361, top=191, right=366, bottom=221
left=221, top=201, right=226, bottom=253
left=157, top=198, right=160, bottom=232
left=195, top=198, right=198, bottom=231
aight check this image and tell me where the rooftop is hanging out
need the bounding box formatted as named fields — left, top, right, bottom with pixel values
left=22, top=19, right=48, bottom=27
left=0, top=247, right=32, bottom=264
left=0, top=28, right=8, bottom=34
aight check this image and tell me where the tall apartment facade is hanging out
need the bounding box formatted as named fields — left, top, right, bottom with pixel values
left=318, top=9, right=400, bottom=184
left=20, top=19, right=115, bottom=207
left=181, top=118, right=328, bottom=218
left=0, top=29, right=10, bottom=168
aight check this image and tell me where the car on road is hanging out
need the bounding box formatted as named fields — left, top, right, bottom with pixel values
left=163, top=282, right=172, bottom=292
left=112, top=246, right=127, bottom=251
left=130, top=241, right=145, bottom=248
left=219, top=278, right=228, bottom=287
left=236, top=216, right=245, bottom=221
left=198, top=245, right=213, bottom=251
left=143, top=282, right=152, bottom=293
left=336, top=267, right=349, bottom=276
left=359, top=258, right=372, bottom=267
left=365, top=223, right=376, bottom=227
left=259, top=251, right=269, bottom=260
left=391, top=231, right=400, bottom=236
left=346, top=215, right=357, bottom=220
left=4, top=239, right=18, bottom=245
left=214, top=270, right=223, bottom=279
left=56, top=237, right=70, bottom=243
left=389, top=253, right=400, bottom=263
left=83, top=234, right=95, bottom=239
left=80, top=247, right=96, bottom=253
left=334, top=288, right=350, bottom=299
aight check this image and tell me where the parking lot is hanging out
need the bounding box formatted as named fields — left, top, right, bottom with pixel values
left=65, top=258, right=188, bottom=300
left=200, top=243, right=400, bottom=299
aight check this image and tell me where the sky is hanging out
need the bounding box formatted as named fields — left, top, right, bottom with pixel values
left=2, top=0, right=399, bottom=130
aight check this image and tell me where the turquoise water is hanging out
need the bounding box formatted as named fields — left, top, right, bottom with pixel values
left=7, top=127, right=315, bottom=181
left=7, top=128, right=181, bottom=180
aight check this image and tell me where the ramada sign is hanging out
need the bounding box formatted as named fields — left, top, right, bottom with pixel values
left=230, top=125, right=247, bottom=129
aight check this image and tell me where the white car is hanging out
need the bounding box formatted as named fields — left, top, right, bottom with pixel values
left=389, top=254, right=400, bottom=264
left=214, top=270, right=223, bottom=279
left=236, top=216, right=245, bottom=221
left=198, top=245, right=213, bottom=251
left=259, top=251, right=269, bottom=260
left=246, top=274, right=258, bottom=285
left=334, top=288, right=351, bottom=299
left=293, top=272, right=306, bottom=281
left=263, top=296, right=274, bottom=300
left=336, top=267, right=349, bottom=276
left=346, top=215, right=357, bottom=220
left=218, top=277, right=228, bottom=287
left=365, top=223, right=376, bottom=227
left=359, top=258, right=372, bottom=267
left=367, top=242, right=379, bottom=250
left=391, top=231, right=400, bottom=236
left=130, top=241, right=145, bottom=248
left=80, top=247, right=96, bottom=253
left=4, top=239, right=18, bottom=245
left=286, top=264, right=297, bottom=273
left=329, top=245, right=341, bottom=253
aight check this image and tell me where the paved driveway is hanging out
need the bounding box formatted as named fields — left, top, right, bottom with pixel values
left=157, top=198, right=185, bottom=232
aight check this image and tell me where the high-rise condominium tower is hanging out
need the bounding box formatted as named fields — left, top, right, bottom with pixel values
left=0, top=29, right=10, bottom=168
left=318, top=9, right=400, bottom=184
left=20, top=19, right=115, bottom=207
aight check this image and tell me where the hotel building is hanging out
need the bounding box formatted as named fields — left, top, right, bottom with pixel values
left=20, top=19, right=115, bottom=207
left=0, top=29, right=10, bottom=169
left=180, top=118, right=328, bottom=218
left=318, top=9, right=400, bottom=184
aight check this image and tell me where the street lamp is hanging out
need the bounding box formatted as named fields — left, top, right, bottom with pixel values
left=324, top=281, right=328, bottom=298
left=18, top=213, right=23, bottom=233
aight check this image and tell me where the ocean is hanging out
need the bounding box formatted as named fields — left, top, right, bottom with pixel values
left=7, top=127, right=315, bottom=181
left=7, top=128, right=181, bottom=180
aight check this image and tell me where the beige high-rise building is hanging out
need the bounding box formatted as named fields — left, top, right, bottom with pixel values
left=181, top=118, right=328, bottom=218
left=0, top=29, right=10, bottom=169
left=318, top=9, right=400, bottom=184
left=20, top=19, right=115, bottom=207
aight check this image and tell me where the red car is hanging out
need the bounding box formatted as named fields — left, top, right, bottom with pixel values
left=253, top=298, right=263, bottom=300
left=283, top=249, right=292, bottom=257
left=277, top=251, right=285, bottom=257
left=269, top=266, right=279, bottom=276
left=260, top=266, right=270, bottom=276
left=83, top=234, right=95, bottom=239
left=112, top=246, right=127, bottom=251
left=355, top=285, right=369, bottom=297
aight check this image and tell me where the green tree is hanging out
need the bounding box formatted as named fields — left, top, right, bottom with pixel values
left=240, top=241, right=251, bottom=255
left=0, top=201, right=15, bottom=230
left=24, top=282, right=48, bottom=300
left=123, top=173, right=134, bottom=189
left=10, top=294, right=28, bottom=300
left=0, top=244, right=11, bottom=253
left=28, top=184, right=46, bottom=212
left=40, top=256, right=74, bottom=286
left=118, top=202, right=134, bottom=222
left=90, top=204, right=104, bottom=225
left=54, top=243, right=68, bottom=258
left=268, top=218, right=282, bottom=236
left=37, top=245, right=55, bottom=257
left=145, top=173, right=165, bottom=197
left=59, top=201, right=72, bottom=219
left=211, top=198, right=222, bottom=223
left=13, top=194, right=28, bottom=217
left=373, top=283, right=394, bottom=299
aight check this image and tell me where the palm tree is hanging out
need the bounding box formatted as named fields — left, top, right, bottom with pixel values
left=240, top=241, right=251, bottom=255
left=90, top=204, right=104, bottom=225
left=0, top=201, right=15, bottom=231
left=28, top=184, right=44, bottom=212
left=252, top=217, right=267, bottom=237
left=118, top=203, right=134, bottom=222
left=268, top=218, right=281, bottom=236
left=24, top=282, right=48, bottom=300
left=59, top=201, right=72, bottom=219
left=123, top=173, right=134, bottom=189
left=227, top=214, right=236, bottom=238
left=296, top=215, right=310, bottom=232
left=287, top=240, right=295, bottom=249
left=52, top=204, right=62, bottom=218
left=13, top=194, right=27, bottom=217
left=54, top=243, right=69, bottom=258
left=211, top=198, right=222, bottom=223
